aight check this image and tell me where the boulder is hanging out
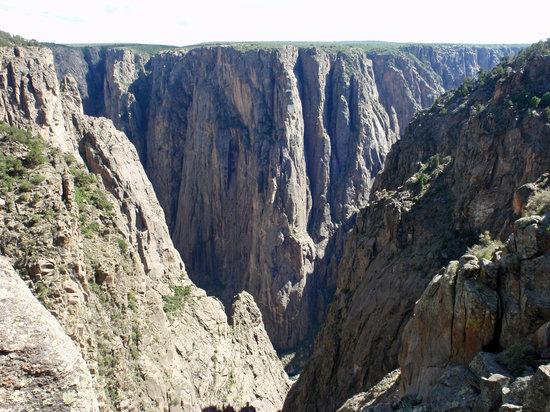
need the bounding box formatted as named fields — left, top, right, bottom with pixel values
left=474, top=374, right=510, bottom=412
left=524, top=364, right=550, bottom=411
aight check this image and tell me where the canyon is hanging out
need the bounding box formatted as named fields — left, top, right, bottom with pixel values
left=1, top=30, right=549, bottom=412
left=51, top=42, right=519, bottom=352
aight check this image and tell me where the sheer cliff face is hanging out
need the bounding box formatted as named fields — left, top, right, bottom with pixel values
left=285, top=47, right=550, bottom=411
left=143, top=47, right=398, bottom=349
left=0, top=47, right=289, bottom=411
left=51, top=43, right=519, bottom=350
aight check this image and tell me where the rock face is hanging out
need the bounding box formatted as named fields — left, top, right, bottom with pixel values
left=352, top=175, right=550, bottom=411
left=0, top=257, right=99, bottom=412
left=51, top=43, right=520, bottom=351
left=285, top=43, right=550, bottom=411
left=397, top=203, right=550, bottom=410
left=0, top=46, right=289, bottom=411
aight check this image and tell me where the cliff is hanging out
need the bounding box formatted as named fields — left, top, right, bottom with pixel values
left=0, top=46, right=289, bottom=411
left=51, top=43, right=520, bottom=352
left=284, top=42, right=550, bottom=411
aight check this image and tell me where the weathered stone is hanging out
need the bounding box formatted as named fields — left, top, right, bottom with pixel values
left=513, top=183, right=537, bottom=217
left=524, top=364, right=550, bottom=411
left=426, top=366, right=479, bottom=411
left=470, top=352, right=513, bottom=379
left=502, top=376, right=532, bottom=406
left=51, top=42, right=522, bottom=355
left=337, top=370, right=400, bottom=412
left=0, top=46, right=290, bottom=411
left=499, top=404, right=523, bottom=411
left=514, top=216, right=542, bottom=259
left=0, top=257, right=99, bottom=411
left=474, top=374, right=510, bottom=412
left=286, top=48, right=550, bottom=411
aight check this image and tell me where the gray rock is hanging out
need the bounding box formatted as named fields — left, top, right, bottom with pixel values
left=502, top=376, right=532, bottom=406
left=514, top=216, right=542, bottom=259
left=0, top=46, right=290, bottom=411
left=499, top=404, right=523, bottom=412
left=470, top=352, right=512, bottom=379
left=427, top=365, right=480, bottom=411
left=474, top=374, right=510, bottom=412
left=525, top=364, right=550, bottom=411
left=0, top=257, right=99, bottom=411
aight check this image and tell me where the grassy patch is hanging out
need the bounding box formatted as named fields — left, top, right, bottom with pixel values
left=127, top=291, right=137, bottom=311
left=82, top=221, right=100, bottom=239
left=525, top=188, right=550, bottom=216
left=71, top=166, right=114, bottom=213
left=29, top=174, right=45, bottom=185
left=496, top=343, right=536, bottom=374
left=0, top=122, right=47, bottom=195
left=117, top=238, right=128, bottom=254
left=467, top=231, right=504, bottom=260
left=163, top=285, right=192, bottom=316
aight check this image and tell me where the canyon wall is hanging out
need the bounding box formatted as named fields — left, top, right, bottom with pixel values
left=51, top=43, right=520, bottom=351
left=0, top=46, right=289, bottom=411
left=285, top=43, right=550, bottom=411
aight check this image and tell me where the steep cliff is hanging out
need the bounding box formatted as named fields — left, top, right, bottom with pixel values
left=0, top=46, right=289, bottom=411
left=50, top=43, right=520, bottom=352
left=285, top=41, right=550, bottom=411
left=338, top=175, right=550, bottom=411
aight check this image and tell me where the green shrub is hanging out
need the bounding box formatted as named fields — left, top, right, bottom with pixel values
left=0, top=123, right=46, bottom=168
left=26, top=214, right=40, bottom=227
left=1, top=154, right=25, bottom=177
left=456, top=78, right=475, bottom=97
left=18, top=180, right=33, bottom=192
left=117, top=238, right=128, bottom=254
left=163, top=285, right=192, bottom=315
left=75, top=185, right=114, bottom=213
left=82, top=221, right=100, bottom=239
left=89, top=190, right=113, bottom=212
left=416, top=172, right=428, bottom=191
left=467, top=231, right=504, bottom=260
left=540, top=91, right=550, bottom=108
left=525, top=188, right=550, bottom=215
left=64, top=153, right=77, bottom=166
left=127, top=291, right=137, bottom=311
left=544, top=107, right=550, bottom=123
left=129, top=324, right=141, bottom=359
left=530, top=96, right=541, bottom=109
left=72, top=167, right=114, bottom=213
left=72, top=167, right=97, bottom=187
left=25, top=139, right=46, bottom=167
left=496, top=343, right=536, bottom=374
left=29, top=174, right=45, bottom=185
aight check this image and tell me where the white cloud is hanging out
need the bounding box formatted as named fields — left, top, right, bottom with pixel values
left=0, top=0, right=548, bottom=46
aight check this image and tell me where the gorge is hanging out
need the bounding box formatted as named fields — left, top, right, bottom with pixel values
left=1, top=28, right=549, bottom=412
left=51, top=42, right=519, bottom=352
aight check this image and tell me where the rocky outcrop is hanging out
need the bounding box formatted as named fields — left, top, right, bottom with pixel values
left=50, top=43, right=520, bottom=352
left=285, top=42, right=550, bottom=411
left=0, top=257, right=99, bottom=412
left=0, top=46, right=289, bottom=411
left=350, top=176, right=550, bottom=411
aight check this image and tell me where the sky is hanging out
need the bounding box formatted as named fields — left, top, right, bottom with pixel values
left=0, top=0, right=548, bottom=46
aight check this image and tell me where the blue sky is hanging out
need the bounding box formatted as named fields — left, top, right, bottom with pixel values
left=1, top=0, right=548, bottom=46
